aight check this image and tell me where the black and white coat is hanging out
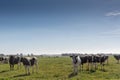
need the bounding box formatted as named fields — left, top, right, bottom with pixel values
left=21, top=57, right=38, bottom=75
left=70, top=55, right=81, bottom=74
left=9, top=55, right=22, bottom=70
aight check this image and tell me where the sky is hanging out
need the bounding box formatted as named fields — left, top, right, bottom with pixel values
left=0, top=0, right=120, bottom=55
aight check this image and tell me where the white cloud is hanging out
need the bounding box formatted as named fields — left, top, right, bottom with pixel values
left=106, top=11, right=120, bottom=16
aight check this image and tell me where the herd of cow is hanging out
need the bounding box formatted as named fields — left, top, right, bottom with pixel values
left=0, top=55, right=38, bottom=75
left=70, top=54, right=120, bottom=75
left=0, top=54, right=120, bottom=76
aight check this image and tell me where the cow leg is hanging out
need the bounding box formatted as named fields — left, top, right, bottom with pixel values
left=20, top=62, right=21, bottom=68
left=94, top=62, right=97, bottom=71
left=100, top=64, right=102, bottom=70
left=27, top=66, right=30, bottom=75
left=103, top=64, right=104, bottom=71
left=17, top=63, right=19, bottom=69
left=103, top=63, right=105, bottom=71
left=92, top=63, right=94, bottom=71
left=10, top=64, right=12, bottom=70
left=10, top=65, right=14, bottom=70
left=96, top=63, right=98, bottom=70
left=1, top=60, right=4, bottom=63
left=79, top=64, right=81, bottom=72
left=92, top=63, right=95, bottom=71
left=80, top=64, right=84, bottom=71
left=17, top=62, right=21, bottom=69
left=32, top=63, right=38, bottom=73
left=101, top=64, right=103, bottom=71
left=73, top=66, right=76, bottom=74
left=75, top=66, right=78, bottom=75
left=101, top=63, right=103, bottom=70
left=32, top=66, right=34, bottom=73
left=73, top=65, right=78, bottom=75
left=87, top=62, right=89, bottom=71
left=25, top=66, right=27, bottom=75
left=95, top=63, right=97, bottom=70
left=81, top=64, right=83, bottom=71
left=88, top=62, right=90, bottom=71
left=91, top=63, right=93, bottom=71
left=12, top=65, right=14, bottom=70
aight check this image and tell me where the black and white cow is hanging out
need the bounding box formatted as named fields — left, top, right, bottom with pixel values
left=78, top=54, right=109, bottom=71
left=9, top=55, right=22, bottom=70
left=114, top=55, right=120, bottom=64
left=98, top=55, right=108, bottom=70
left=87, top=54, right=109, bottom=70
left=78, top=54, right=88, bottom=71
left=70, top=55, right=81, bottom=75
left=21, top=57, right=38, bottom=75
left=0, top=57, right=4, bottom=61
left=0, top=56, right=9, bottom=64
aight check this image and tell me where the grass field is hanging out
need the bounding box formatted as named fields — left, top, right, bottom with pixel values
left=0, top=56, right=120, bottom=80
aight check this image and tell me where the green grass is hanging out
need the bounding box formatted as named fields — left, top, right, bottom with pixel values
left=0, top=56, right=119, bottom=80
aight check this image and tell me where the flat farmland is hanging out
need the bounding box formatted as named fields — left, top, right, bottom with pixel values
left=0, top=56, right=119, bottom=80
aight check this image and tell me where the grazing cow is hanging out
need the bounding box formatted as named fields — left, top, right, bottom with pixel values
left=79, top=54, right=95, bottom=71
left=70, top=55, right=81, bottom=75
left=79, top=55, right=88, bottom=71
left=9, top=55, right=22, bottom=70
left=0, top=57, right=4, bottom=63
left=96, top=54, right=109, bottom=70
left=85, top=54, right=108, bottom=71
left=114, top=55, right=120, bottom=64
left=21, top=57, right=38, bottom=75
left=80, top=55, right=93, bottom=70
left=0, top=57, right=9, bottom=63
left=70, top=53, right=109, bottom=73
left=99, top=55, right=105, bottom=70
left=84, top=54, right=97, bottom=71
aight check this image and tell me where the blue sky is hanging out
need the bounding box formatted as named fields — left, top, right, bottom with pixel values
left=0, top=0, right=120, bottom=55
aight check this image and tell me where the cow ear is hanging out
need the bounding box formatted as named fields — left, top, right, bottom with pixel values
left=75, top=56, right=78, bottom=58
left=32, top=58, right=35, bottom=60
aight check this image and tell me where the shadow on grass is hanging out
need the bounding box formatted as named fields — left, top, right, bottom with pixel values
left=13, top=74, right=30, bottom=78
left=89, top=69, right=96, bottom=73
left=0, top=70, right=9, bottom=73
left=100, top=69, right=107, bottom=72
left=68, top=72, right=77, bottom=78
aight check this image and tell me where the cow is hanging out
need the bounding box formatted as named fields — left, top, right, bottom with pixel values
left=94, top=54, right=109, bottom=70
left=70, top=55, right=81, bottom=75
left=78, top=54, right=88, bottom=71
left=0, top=56, right=9, bottom=64
left=0, top=57, right=4, bottom=63
left=81, top=54, right=109, bottom=71
left=114, top=55, right=120, bottom=64
left=98, top=55, right=106, bottom=70
left=21, top=56, right=38, bottom=75
left=9, top=55, right=22, bottom=70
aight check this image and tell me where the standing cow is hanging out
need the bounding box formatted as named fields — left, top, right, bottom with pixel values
left=21, top=57, right=38, bottom=75
left=70, top=55, right=81, bottom=75
left=9, top=55, right=22, bottom=70
left=114, top=55, right=120, bottom=64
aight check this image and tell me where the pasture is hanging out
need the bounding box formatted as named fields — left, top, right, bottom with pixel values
left=0, top=56, right=120, bottom=80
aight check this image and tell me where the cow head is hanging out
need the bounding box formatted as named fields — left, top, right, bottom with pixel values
left=70, top=55, right=78, bottom=64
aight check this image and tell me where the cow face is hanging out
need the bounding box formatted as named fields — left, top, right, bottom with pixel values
left=70, top=55, right=78, bottom=64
